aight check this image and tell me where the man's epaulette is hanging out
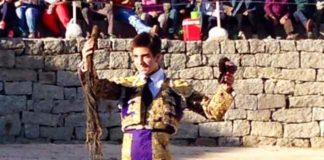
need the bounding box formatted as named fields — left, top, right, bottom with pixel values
left=115, top=76, right=139, bottom=87
left=170, top=79, right=193, bottom=98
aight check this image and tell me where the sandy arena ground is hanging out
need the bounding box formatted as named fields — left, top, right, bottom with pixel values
left=1, top=144, right=324, bottom=160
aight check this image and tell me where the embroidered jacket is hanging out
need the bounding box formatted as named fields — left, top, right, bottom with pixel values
left=79, top=69, right=234, bottom=160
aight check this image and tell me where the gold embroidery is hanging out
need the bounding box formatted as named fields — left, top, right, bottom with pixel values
left=121, top=133, right=133, bottom=160
left=152, top=132, right=171, bottom=160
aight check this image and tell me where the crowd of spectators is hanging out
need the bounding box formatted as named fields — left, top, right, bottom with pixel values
left=0, top=0, right=324, bottom=40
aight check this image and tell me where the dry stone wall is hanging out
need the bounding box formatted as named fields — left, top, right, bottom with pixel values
left=1, top=38, right=324, bottom=148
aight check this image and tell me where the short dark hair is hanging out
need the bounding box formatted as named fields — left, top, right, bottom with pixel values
left=130, top=32, right=161, bottom=56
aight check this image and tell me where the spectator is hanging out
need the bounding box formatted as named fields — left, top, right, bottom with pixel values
left=200, top=0, right=226, bottom=40
left=42, top=0, right=71, bottom=37
left=136, top=0, right=163, bottom=26
left=0, top=0, right=16, bottom=37
left=113, top=0, right=159, bottom=35
left=157, top=1, right=182, bottom=39
left=223, top=0, right=259, bottom=39
left=264, top=0, right=298, bottom=39
left=293, top=0, right=316, bottom=38
left=15, top=0, right=42, bottom=38
left=81, top=0, right=114, bottom=38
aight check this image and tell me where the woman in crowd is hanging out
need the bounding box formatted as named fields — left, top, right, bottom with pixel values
left=0, top=0, right=16, bottom=37
left=42, top=0, right=71, bottom=37
left=15, top=0, right=41, bottom=38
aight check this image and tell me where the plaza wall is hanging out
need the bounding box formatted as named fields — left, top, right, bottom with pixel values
left=1, top=38, right=324, bottom=148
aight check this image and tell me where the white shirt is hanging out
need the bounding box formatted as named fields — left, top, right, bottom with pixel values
left=139, top=68, right=165, bottom=98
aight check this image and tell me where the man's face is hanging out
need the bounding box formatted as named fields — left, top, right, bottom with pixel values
left=132, top=47, right=161, bottom=76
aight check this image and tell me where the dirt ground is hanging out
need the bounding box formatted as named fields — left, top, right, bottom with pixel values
left=1, top=144, right=324, bottom=160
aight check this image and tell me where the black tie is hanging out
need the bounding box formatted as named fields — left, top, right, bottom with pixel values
left=142, top=77, right=153, bottom=108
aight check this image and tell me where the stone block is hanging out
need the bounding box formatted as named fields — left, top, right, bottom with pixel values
left=109, top=52, right=130, bottom=69
left=109, top=127, right=122, bottom=141
left=314, top=108, right=324, bottom=121
left=43, top=39, right=64, bottom=55
left=220, top=40, right=235, bottom=54
left=0, top=50, right=15, bottom=67
left=251, top=121, right=283, bottom=137
left=0, top=69, right=37, bottom=81
left=258, top=94, right=286, bottom=109
left=218, top=137, right=241, bottom=146
left=24, top=39, right=43, bottom=55
left=75, top=127, right=86, bottom=140
left=295, top=82, right=324, bottom=96
left=274, top=80, right=295, bottom=94
left=112, top=39, right=128, bottom=51
left=296, top=40, right=324, bottom=52
left=224, top=109, right=247, bottom=120
left=64, top=88, right=77, bottom=100
left=257, top=67, right=281, bottom=79
left=318, top=69, right=324, bottom=81
left=0, top=114, right=21, bottom=136
left=167, top=40, right=185, bottom=53
left=93, top=50, right=110, bottom=69
left=172, top=123, right=198, bottom=139
left=235, top=40, right=249, bottom=53
left=186, top=41, right=202, bottom=55
left=52, top=100, right=83, bottom=113
left=272, top=108, right=312, bottom=123
left=179, top=67, right=213, bottom=80
left=310, top=137, right=324, bottom=148
left=289, top=96, right=324, bottom=108
left=100, top=113, right=121, bottom=128
left=181, top=110, right=207, bottom=123
left=284, top=122, right=320, bottom=138
left=199, top=122, right=232, bottom=137
left=5, top=81, right=32, bottom=95
left=249, top=39, right=265, bottom=53
left=265, top=39, right=280, bottom=54
left=202, top=40, right=220, bottom=54
left=16, top=56, right=44, bottom=69
left=22, top=111, right=59, bottom=126
left=40, top=127, right=73, bottom=140
left=45, top=54, right=81, bottom=71
left=320, top=121, right=324, bottom=136
left=0, top=95, right=26, bottom=115
left=233, top=120, right=250, bottom=136
left=243, top=136, right=277, bottom=147
left=301, top=52, right=324, bottom=69
left=57, top=70, right=80, bottom=87
left=243, top=67, right=257, bottom=78
left=234, top=94, right=257, bottom=110
left=233, top=79, right=263, bottom=94
left=241, top=55, right=256, bottom=67
left=265, top=79, right=276, bottom=94
left=33, top=100, right=53, bottom=113
left=97, top=39, right=112, bottom=49
left=255, top=54, right=272, bottom=67
left=186, top=54, right=205, bottom=68
left=97, top=69, right=134, bottom=81
left=271, top=52, right=299, bottom=68
left=280, top=69, right=316, bottom=81
left=170, top=54, right=186, bottom=70
left=0, top=39, right=25, bottom=49
left=65, top=113, right=86, bottom=127
left=39, top=72, right=56, bottom=84
left=33, top=83, right=64, bottom=100
left=247, top=110, right=271, bottom=121
left=24, top=124, right=39, bottom=139
left=195, top=138, right=217, bottom=146
left=279, top=40, right=296, bottom=51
